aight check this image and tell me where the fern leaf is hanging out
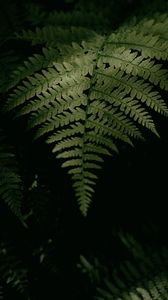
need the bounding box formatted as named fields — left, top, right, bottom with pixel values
left=0, top=241, right=28, bottom=295
left=17, top=26, right=99, bottom=47
left=134, top=13, right=168, bottom=40
left=94, top=68, right=168, bottom=114
left=98, top=48, right=168, bottom=91
left=7, top=48, right=60, bottom=90
left=80, top=233, right=168, bottom=300
left=107, top=30, right=168, bottom=60
left=0, top=129, right=24, bottom=221
left=44, top=10, right=109, bottom=32
left=5, top=14, right=168, bottom=215
left=0, top=51, right=19, bottom=93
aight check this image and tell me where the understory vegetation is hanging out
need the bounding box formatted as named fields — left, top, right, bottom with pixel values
left=0, top=0, right=168, bottom=299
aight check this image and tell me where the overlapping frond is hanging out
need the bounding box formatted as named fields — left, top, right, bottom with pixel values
left=44, top=9, right=110, bottom=32
left=79, top=232, right=168, bottom=300
left=17, top=25, right=99, bottom=47
left=95, top=233, right=168, bottom=300
left=98, top=47, right=168, bottom=90
left=4, top=13, right=168, bottom=215
left=108, top=26, right=168, bottom=60
left=0, top=129, right=24, bottom=220
left=133, top=13, right=168, bottom=39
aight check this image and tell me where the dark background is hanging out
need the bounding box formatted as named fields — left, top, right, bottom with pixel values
left=0, top=0, right=168, bottom=299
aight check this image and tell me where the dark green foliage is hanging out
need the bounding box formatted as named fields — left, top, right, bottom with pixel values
left=79, top=232, right=168, bottom=300
left=0, top=129, right=24, bottom=221
left=0, top=241, right=28, bottom=296
left=0, top=51, right=19, bottom=93
left=0, top=0, right=168, bottom=299
left=0, top=1, right=21, bottom=40
left=4, top=12, right=168, bottom=215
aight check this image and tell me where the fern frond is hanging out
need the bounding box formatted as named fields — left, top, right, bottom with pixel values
left=90, top=82, right=159, bottom=136
left=5, top=40, right=98, bottom=110
left=98, top=47, right=168, bottom=91
left=79, top=232, right=168, bottom=300
left=5, top=14, right=168, bottom=215
left=7, top=48, right=60, bottom=90
left=95, top=68, right=168, bottom=113
left=97, top=274, right=168, bottom=300
left=108, top=29, right=168, bottom=60
left=17, top=26, right=99, bottom=47
left=44, top=10, right=109, bottom=32
left=0, top=51, right=19, bottom=93
left=0, top=129, right=24, bottom=221
left=0, top=241, right=28, bottom=295
left=134, top=13, right=168, bottom=40
left=88, top=104, right=143, bottom=140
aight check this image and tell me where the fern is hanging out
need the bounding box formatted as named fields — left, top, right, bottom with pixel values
left=17, top=25, right=98, bottom=48
left=4, top=13, right=168, bottom=215
left=79, top=232, right=168, bottom=300
left=97, top=273, right=168, bottom=300
left=0, top=51, right=19, bottom=93
left=0, top=241, right=28, bottom=296
left=44, top=10, right=110, bottom=32
left=0, top=129, right=25, bottom=221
